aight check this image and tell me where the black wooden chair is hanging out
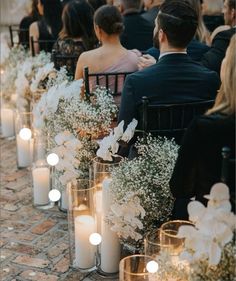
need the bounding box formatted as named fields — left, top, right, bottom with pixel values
left=83, top=66, right=132, bottom=101
left=139, top=97, right=215, bottom=143
left=30, top=36, right=56, bottom=56
left=9, top=25, right=29, bottom=47
left=51, top=50, right=79, bottom=77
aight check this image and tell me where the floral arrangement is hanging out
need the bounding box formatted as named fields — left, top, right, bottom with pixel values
left=15, top=52, right=51, bottom=111
left=177, top=183, right=236, bottom=281
left=96, top=119, right=138, bottom=161
left=33, top=82, right=118, bottom=186
left=107, top=135, right=178, bottom=250
left=30, top=62, right=69, bottom=94
left=1, top=45, right=28, bottom=105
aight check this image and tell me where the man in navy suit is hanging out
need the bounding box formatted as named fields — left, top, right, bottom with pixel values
left=118, top=0, right=220, bottom=128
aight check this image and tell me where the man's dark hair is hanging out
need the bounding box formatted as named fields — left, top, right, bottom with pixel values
left=157, top=0, right=198, bottom=48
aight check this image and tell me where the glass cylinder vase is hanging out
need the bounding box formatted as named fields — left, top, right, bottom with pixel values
left=15, top=111, right=34, bottom=168
left=91, top=156, right=122, bottom=275
left=1, top=102, right=15, bottom=138
left=32, top=133, right=52, bottom=209
left=160, top=220, right=194, bottom=268
left=67, top=179, right=97, bottom=271
left=119, top=254, right=160, bottom=281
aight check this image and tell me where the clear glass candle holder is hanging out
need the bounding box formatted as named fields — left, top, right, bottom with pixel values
left=67, top=179, right=97, bottom=271
left=15, top=111, right=34, bottom=168
left=119, top=254, right=160, bottom=281
left=91, top=156, right=122, bottom=275
left=160, top=220, right=194, bottom=259
left=145, top=229, right=171, bottom=258
left=32, top=133, right=52, bottom=209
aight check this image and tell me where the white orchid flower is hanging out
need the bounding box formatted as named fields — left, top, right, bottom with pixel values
left=187, top=201, right=206, bottom=223
left=54, top=131, right=75, bottom=146
left=204, top=182, right=230, bottom=201
left=121, top=118, right=138, bottom=142
left=113, top=120, right=124, bottom=140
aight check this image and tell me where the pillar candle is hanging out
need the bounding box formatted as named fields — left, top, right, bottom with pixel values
left=16, top=135, right=33, bottom=167
left=74, top=215, right=96, bottom=269
left=100, top=178, right=120, bottom=273
left=32, top=167, right=50, bottom=205
left=1, top=108, right=14, bottom=137
left=95, top=189, right=102, bottom=233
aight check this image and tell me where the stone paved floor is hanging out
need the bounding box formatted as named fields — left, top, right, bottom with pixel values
left=0, top=138, right=118, bottom=281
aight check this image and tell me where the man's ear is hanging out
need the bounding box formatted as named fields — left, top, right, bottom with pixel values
left=158, top=28, right=165, bottom=43
left=231, top=8, right=236, bottom=21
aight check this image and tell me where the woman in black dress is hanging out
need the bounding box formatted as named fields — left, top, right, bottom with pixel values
left=170, top=34, right=236, bottom=219
left=29, top=0, right=62, bottom=54
left=52, top=0, right=97, bottom=76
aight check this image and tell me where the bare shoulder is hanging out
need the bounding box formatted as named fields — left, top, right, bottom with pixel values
left=29, top=21, right=39, bottom=37
left=77, top=48, right=99, bottom=67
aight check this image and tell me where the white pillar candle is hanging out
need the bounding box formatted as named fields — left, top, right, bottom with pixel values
left=95, top=190, right=102, bottom=233
left=1, top=108, right=15, bottom=137
left=74, top=215, right=96, bottom=269
left=32, top=167, right=50, bottom=205
left=16, top=135, right=33, bottom=167
left=100, top=178, right=120, bottom=273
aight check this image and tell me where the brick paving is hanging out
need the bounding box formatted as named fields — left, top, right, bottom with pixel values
left=0, top=138, right=118, bottom=281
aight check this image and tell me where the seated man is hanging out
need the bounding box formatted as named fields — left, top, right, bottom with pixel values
left=118, top=0, right=220, bottom=130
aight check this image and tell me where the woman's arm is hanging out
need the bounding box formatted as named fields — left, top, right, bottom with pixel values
left=29, top=22, right=40, bottom=55
left=74, top=52, right=87, bottom=80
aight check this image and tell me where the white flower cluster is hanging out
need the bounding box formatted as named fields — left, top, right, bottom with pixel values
left=109, top=192, right=145, bottom=241
left=15, top=52, right=51, bottom=111
left=96, top=119, right=138, bottom=161
left=108, top=135, right=177, bottom=249
left=1, top=46, right=28, bottom=105
left=178, top=183, right=236, bottom=266
left=52, top=131, right=82, bottom=185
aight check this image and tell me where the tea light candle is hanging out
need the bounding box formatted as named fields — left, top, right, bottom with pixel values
left=1, top=108, right=14, bottom=137
left=100, top=178, right=120, bottom=273
left=16, top=135, right=33, bottom=167
left=95, top=189, right=102, bottom=233
left=32, top=167, right=50, bottom=205
left=74, top=215, right=96, bottom=269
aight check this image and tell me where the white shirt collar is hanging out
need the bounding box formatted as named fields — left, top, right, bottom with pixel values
left=159, top=51, right=187, bottom=59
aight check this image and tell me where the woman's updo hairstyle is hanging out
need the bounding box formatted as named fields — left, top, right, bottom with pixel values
left=94, top=5, right=124, bottom=35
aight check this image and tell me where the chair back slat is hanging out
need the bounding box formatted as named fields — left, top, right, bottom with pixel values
left=9, top=25, right=29, bottom=47
left=83, top=66, right=133, bottom=101
left=138, top=98, right=214, bottom=143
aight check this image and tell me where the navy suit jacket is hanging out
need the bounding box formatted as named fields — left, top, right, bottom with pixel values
left=202, top=27, right=236, bottom=74
left=118, top=54, right=220, bottom=128
left=146, top=39, right=210, bottom=62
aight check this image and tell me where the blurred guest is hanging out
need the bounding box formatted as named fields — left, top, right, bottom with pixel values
left=88, top=0, right=106, bottom=10
left=170, top=35, right=236, bottom=219
left=29, top=0, right=62, bottom=54
left=202, top=0, right=225, bottom=32
left=19, top=0, right=40, bottom=48
left=75, top=5, right=140, bottom=88
left=141, top=0, right=163, bottom=27
left=187, top=0, right=210, bottom=45
left=52, top=0, right=97, bottom=75
left=202, top=0, right=236, bottom=74
left=120, top=0, right=154, bottom=50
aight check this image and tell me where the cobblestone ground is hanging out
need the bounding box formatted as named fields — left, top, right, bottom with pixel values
left=0, top=138, right=118, bottom=281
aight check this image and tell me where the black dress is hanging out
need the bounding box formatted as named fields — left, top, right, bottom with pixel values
left=203, top=15, right=224, bottom=33
left=37, top=20, right=56, bottom=53
left=52, top=38, right=86, bottom=76
left=169, top=113, right=235, bottom=219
